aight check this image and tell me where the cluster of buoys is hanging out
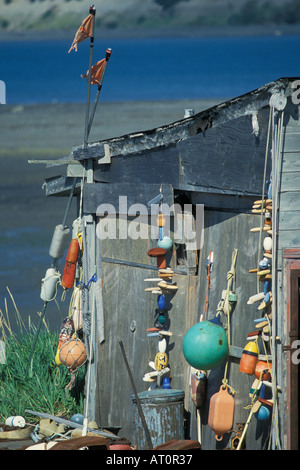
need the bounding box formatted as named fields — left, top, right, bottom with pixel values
left=42, top=217, right=87, bottom=374
left=238, top=195, right=274, bottom=428
left=182, top=250, right=239, bottom=444
left=143, top=211, right=175, bottom=389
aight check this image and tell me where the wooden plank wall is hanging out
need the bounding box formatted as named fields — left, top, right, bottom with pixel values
left=278, top=98, right=300, bottom=255
left=93, top=113, right=271, bottom=198
left=276, top=96, right=300, bottom=447
left=94, top=217, right=198, bottom=444
left=92, top=204, right=273, bottom=449
left=187, top=208, right=271, bottom=450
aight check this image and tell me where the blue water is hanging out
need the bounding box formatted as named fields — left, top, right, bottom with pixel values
left=1, top=34, right=300, bottom=104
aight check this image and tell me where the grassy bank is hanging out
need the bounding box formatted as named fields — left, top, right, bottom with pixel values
left=0, top=291, right=85, bottom=423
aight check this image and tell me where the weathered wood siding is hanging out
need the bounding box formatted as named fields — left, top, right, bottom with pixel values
left=275, top=96, right=300, bottom=448
left=187, top=208, right=272, bottom=450
left=94, top=218, right=198, bottom=442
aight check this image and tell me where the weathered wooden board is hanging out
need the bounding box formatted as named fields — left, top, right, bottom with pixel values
left=178, top=113, right=271, bottom=195
left=93, top=114, right=271, bottom=197
left=280, top=172, right=300, bottom=192
left=93, top=144, right=180, bottom=186
left=279, top=190, right=300, bottom=211
left=281, top=152, right=300, bottom=172
left=187, top=209, right=264, bottom=449
left=96, top=260, right=197, bottom=442
left=44, top=174, right=81, bottom=197
left=83, top=183, right=174, bottom=214
left=282, top=132, right=300, bottom=152
left=279, top=210, right=300, bottom=230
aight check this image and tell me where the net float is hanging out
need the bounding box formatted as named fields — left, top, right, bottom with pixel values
left=147, top=247, right=167, bottom=269
left=208, top=385, right=235, bottom=441
left=157, top=213, right=165, bottom=227
left=154, top=352, right=168, bottom=371
left=157, top=294, right=165, bottom=310
left=158, top=337, right=167, bottom=353
left=255, top=404, right=271, bottom=421
left=239, top=341, right=259, bottom=375
left=59, top=338, right=87, bottom=371
left=183, top=320, right=228, bottom=370
left=263, top=236, right=272, bottom=252
left=191, top=369, right=207, bottom=408
left=61, top=239, right=80, bottom=290
left=157, top=236, right=173, bottom=251
left=254, top=360, right=272, bottom=381
left=49, top=224, right=70, bottom=260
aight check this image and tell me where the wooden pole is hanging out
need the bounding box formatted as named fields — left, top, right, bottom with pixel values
left=87, top=48, right=112, bottom=138
left=236, top=400, right=261, bottom=450
left=83, top=5, right=96, bottom=149
left=119, top=341, right=153, bottom=450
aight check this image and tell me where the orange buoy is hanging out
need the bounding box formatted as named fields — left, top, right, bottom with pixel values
left=254, top=360, right=272, bottom=381
left=208, top=385, right=235, bottom=441
left=61, top=239, right=79, bottom=290
left=239, top=341, right=259, bottom=375
left=59, top=338, right=87, bottom=371
left=157, top=213, right=166, bottom=227
left=147, top=248, right=167, bottom=269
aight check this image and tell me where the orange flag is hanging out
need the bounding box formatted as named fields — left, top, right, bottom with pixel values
left=81, top=58, right=106, bottom=85
left=68, top=14, right=94, bottom=53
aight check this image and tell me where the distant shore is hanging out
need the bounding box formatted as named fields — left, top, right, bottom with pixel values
left=0, top=23, right=299, bottom=42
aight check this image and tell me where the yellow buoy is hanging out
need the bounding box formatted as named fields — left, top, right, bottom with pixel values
left=154, top=352, right=168, bottom=371
left=239, top=341, right=259, bottom=375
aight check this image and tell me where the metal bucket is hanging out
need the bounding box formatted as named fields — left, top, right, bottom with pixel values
left=131, top=389, right=185, bottom=450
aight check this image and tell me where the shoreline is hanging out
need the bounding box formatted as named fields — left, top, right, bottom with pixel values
left=0, top=23, right=299, bottom=42
left=1, top=99, right=226, bottom=159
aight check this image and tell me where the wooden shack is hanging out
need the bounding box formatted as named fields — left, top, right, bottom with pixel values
left=41, top=77, right=300, bottom=450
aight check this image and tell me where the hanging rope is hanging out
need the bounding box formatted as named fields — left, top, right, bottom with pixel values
left=269, top=108, right=284, bottom=450
left=219, top=249, right=238, bottom=391
left=201, top=251, right=212, bottom=321
left=256, top=105, right=273, bottom=293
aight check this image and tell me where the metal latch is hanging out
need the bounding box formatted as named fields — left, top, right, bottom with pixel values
left=282, top=331, right=298, bottom=352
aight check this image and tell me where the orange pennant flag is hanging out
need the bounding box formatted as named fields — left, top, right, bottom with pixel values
left=68, top=14, right=94, bottom=53
left=81, top=58, right=106, bottom=85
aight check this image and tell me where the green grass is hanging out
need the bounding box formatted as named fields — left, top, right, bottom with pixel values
left=0, top=288, right=85, bottom=424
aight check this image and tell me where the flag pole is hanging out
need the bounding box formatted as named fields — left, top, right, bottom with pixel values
left=83, top=4, right=96, bottom=149
left=87, top=48, right=112, bottom=139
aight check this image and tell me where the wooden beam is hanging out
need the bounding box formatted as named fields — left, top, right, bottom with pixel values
left=83, top=183, right=174, bottom=214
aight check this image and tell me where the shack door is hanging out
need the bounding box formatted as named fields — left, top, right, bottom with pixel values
left=284, top=249, right=300, bottom=450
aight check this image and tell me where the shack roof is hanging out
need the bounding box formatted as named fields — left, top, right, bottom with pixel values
left=37, top=77, right=298, bottom=199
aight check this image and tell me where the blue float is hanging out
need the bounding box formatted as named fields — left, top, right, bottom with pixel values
left=255, top=405, right=270, bottom=421
left=157, top=294, right=165, bottom=310
left=157, top=236, right=173, bottom=250
left=182, top=320, right=229, bottom=370
left=70, top=413, right=84, bottom=425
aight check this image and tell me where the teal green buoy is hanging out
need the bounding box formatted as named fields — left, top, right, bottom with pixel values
left=182, top=320, right=229, bottom=370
